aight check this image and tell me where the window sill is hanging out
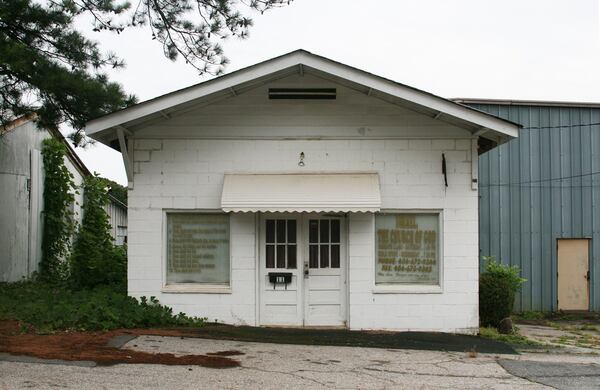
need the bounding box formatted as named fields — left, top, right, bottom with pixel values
left=161, top=284, right=232, bottom=294
left=372, top=285, right=443, bottom=294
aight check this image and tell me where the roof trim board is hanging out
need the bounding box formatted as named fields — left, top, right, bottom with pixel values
left=453, top=98, right=600, bottom=109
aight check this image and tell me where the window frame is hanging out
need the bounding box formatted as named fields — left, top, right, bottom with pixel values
left=373, top=210, right=444, bottom=294
left=161, top=210, right=232, bottom=294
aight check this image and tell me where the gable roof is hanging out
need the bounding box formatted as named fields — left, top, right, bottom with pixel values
left=86, top=49, right=520, bottom=147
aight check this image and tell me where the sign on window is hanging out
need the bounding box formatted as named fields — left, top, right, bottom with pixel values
left=375, top=213, right=439, bottom=285
left=167, top=213, right=230, bottom=284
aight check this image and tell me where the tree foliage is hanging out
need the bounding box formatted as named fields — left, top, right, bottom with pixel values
left=40, top=138, right=77, bottom=281
left=0, top=0, right=292, bottom=133
left=70, top=174, right=126, bottom=289
left=97, top=176, right=127, bottom=205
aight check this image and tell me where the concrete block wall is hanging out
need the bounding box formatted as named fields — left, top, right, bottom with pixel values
left=128, top=137, right=478, bottom=332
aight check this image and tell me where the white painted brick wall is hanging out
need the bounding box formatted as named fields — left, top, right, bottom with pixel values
left=128, top=137, right=478, bottom=333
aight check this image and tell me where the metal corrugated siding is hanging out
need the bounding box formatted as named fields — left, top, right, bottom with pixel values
left=471, top=103, right=600, bottom=312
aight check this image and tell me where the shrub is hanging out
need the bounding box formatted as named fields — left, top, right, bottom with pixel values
left=70, top=174, right=126, bottom=289
left=479, top=256, right=526, bottom=327
left=0, top=281, right=205, bottom=332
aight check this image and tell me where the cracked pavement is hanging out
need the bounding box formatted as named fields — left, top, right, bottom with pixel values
left=1, top=335, right=599, bottom=389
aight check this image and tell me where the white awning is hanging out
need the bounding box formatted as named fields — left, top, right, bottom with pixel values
left=221, top=173, right=381, bottom=213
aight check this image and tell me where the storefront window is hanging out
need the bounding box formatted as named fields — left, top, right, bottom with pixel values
left=167, top=213, right=230, bottom=284
left=375, top=213, right=440, bottom=285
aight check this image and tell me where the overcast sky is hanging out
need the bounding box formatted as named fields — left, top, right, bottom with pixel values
left=70, top=0, right=600, bottom=185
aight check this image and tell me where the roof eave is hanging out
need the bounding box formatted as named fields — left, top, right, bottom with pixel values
left=86, top=50, right=520, bottom=144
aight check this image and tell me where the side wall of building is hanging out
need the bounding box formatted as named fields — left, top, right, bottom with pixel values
left=105, top=200, right=128, bottom=246
left=0, top=121, right=46, bottom=281
left=473, top=103, right=600, bottom=311
left=0, top=121, right=85, bottom=282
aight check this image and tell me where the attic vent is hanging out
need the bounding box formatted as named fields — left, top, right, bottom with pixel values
left=268, top=88, right=336, bottom=100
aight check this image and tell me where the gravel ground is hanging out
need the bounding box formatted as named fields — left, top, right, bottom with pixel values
left=0, top=335, right=553, bottom=389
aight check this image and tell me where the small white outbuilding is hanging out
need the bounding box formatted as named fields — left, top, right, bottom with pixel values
left=86, top=50, right=518, bottom=333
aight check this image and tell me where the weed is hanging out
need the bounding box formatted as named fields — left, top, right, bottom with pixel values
left=479, top=327, right=540, bottom=346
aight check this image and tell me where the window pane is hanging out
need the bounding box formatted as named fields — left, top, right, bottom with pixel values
left=331, top=220, right=340, bottom=243
left=320, top=244, right=329, bottom=268
left=375, top=213, right=439, bottom=285
left=167, top=213, right=230, bottom=284
left=309, top=220, right=318, bottom=243
left=276, top=220, right=286, bottom=243
left=309, top=245, right=319, bottom=268
left=266, top=244, right=275, bottom=268
left=276, top=245, right=286, bottom=268
left=320, top=220, right=329, bottom=243
left=287, top=245, right=297, bottom=269
left=266, top=220, right=275, bottom=243
left=287, top=220, right=296, bottom=243
left=331, top=245, right=340, bottom=268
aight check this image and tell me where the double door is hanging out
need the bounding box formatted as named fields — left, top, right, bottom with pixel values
left=259, top=214, right=346, bottom=327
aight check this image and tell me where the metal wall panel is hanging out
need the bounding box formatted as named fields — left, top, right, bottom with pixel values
left=470, top=103, right=600, bottom=312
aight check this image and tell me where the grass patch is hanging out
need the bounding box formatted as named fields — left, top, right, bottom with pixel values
left=0, top=281, right=205, bottom=333
left=479, top=327, right=540, bottom=346
left=515, top=311, right=600, bottom=322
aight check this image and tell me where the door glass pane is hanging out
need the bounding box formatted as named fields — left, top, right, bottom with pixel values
left=320, top=244, right=329, bottom=268
left=331, top=244, right=340, bottom=268
left=266, top=244, right=275, bottom=268
left=287, top=220, right=296, bottom=243
left=309, top=245, right=319, bottom=268
left=276, top=245, right=286, bottom=268
left=309, top=220, right=318, bottom=243
left=331, top=220, right=340, bottom=243
left=266, top=220, right=275, bottom=243
left=276, top=220, right=286, bottom=243
left=287, top=245, right=297, bottom=269
left=320, top=220, right=329, bottom=243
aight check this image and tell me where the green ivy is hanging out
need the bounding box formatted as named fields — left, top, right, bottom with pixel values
left=40, top=138, right=76, bottom=281
left=70, top=174, right=126, bottom=289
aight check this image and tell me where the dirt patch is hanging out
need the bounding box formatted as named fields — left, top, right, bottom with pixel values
left=0, top=322, right=239, bottom=368
left=0, top=320, right=21, bottom=336
left=206, top=350, right=245, bottom=356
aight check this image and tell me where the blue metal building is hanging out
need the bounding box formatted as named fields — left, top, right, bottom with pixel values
left=456, top=99, right=600, bottom=312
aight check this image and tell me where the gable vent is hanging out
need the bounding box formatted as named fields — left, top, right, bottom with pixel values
left=268, top=88, right=336, bottom=100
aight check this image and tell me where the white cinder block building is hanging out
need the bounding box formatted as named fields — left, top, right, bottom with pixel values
left=86, top=50, right=518, bottom=333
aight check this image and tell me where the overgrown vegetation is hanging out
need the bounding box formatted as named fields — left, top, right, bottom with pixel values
left=0, top=281, right=205, bottom=332
left=0, top=137, right=206, bottom=333
left=479, top=256, right=526, bottom=328
left=70, top=174, right=126, bottom=289
left=40, top=138, right=77, bottom=281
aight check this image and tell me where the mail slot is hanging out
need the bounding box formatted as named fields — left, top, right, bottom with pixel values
left=268, top=272, right=292, bottom=289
